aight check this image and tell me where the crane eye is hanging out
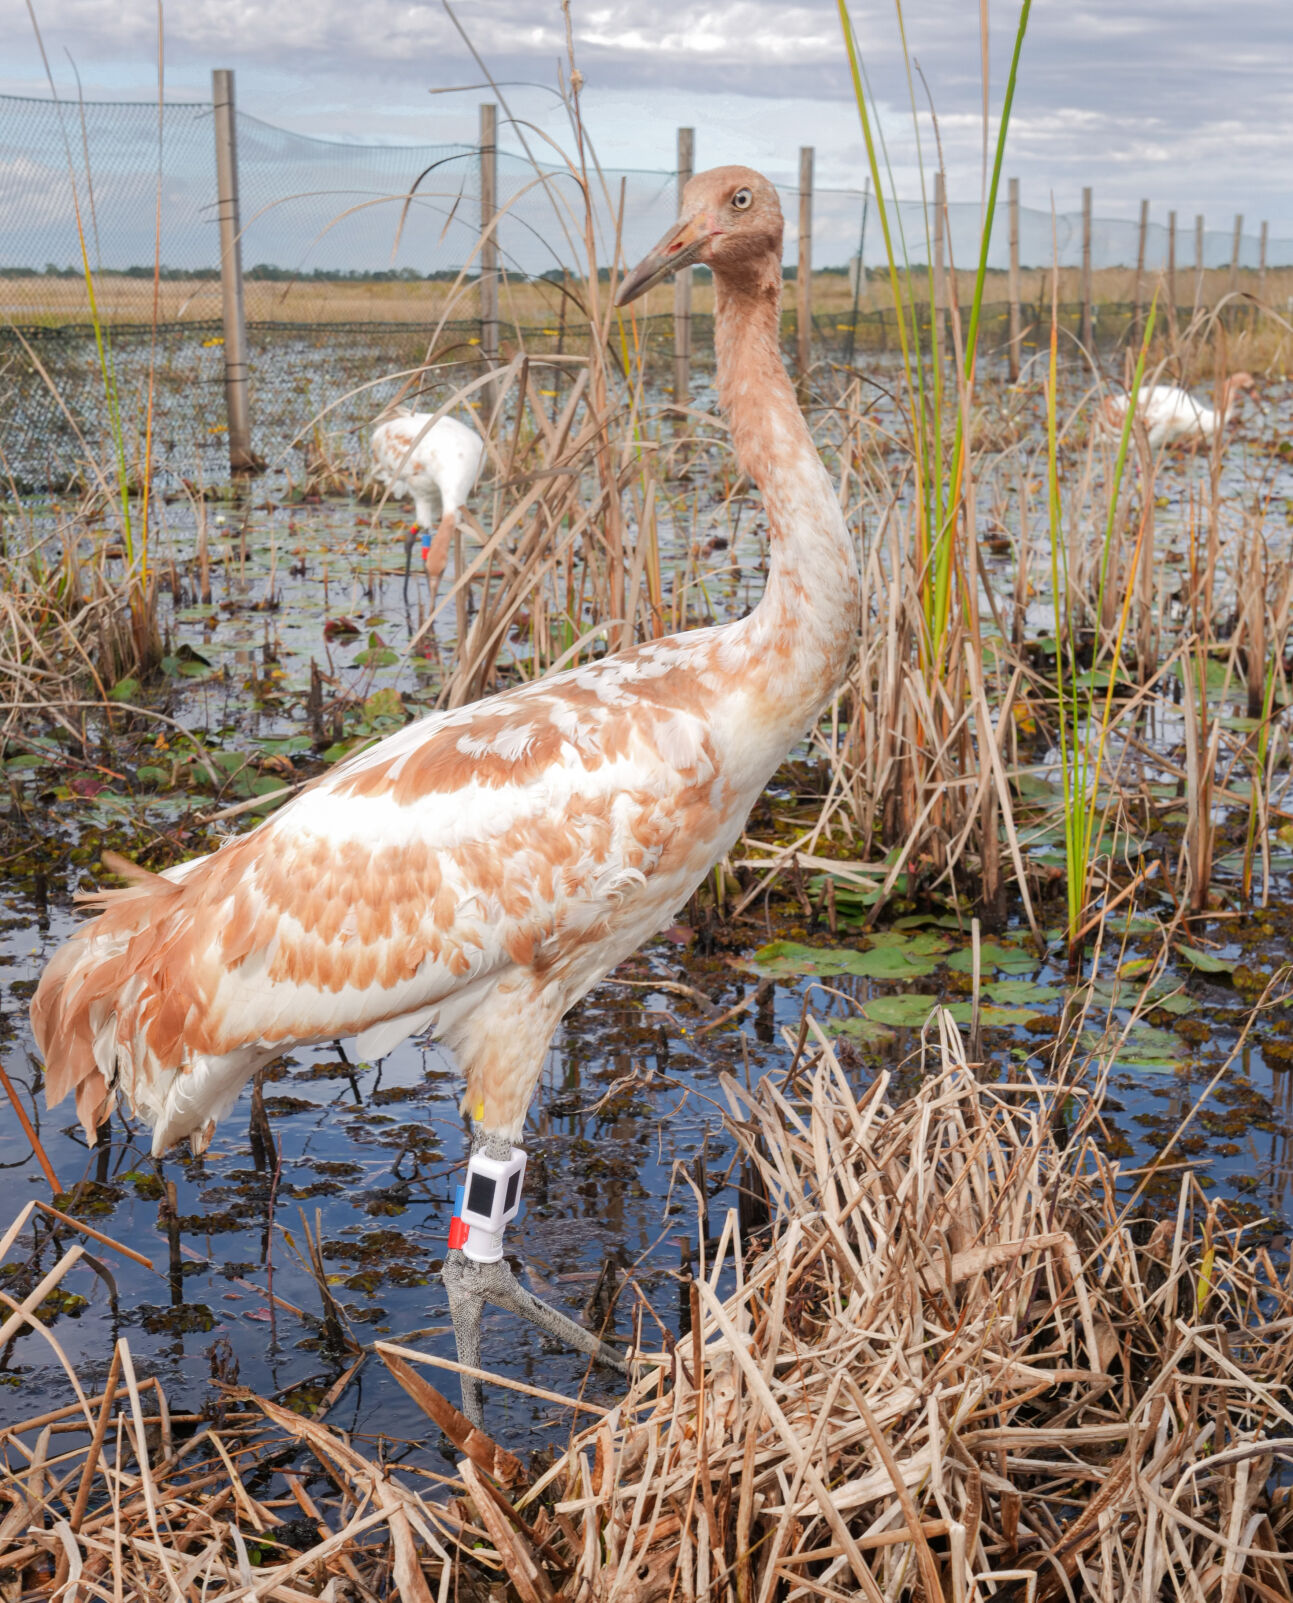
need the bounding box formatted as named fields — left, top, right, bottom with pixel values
left=731, top=187, right=753, bottom=211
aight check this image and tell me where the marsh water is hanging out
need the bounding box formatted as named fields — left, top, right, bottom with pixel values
left=3, top=361, right=1293, bottom=1460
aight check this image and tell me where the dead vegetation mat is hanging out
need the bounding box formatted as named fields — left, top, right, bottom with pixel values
left=2, top=1011, right=1292, bottom=1600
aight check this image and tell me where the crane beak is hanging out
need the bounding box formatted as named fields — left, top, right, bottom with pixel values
left=616, top=213, right=709, bottom=307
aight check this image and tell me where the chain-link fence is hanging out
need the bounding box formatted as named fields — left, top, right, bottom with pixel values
left=4, top=88, right=1292, bottom=490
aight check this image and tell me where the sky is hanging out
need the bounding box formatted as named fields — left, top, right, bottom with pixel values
left=4, top=0, right=1293, bottom=262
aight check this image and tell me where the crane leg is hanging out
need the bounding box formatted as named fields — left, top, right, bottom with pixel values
left=441, top=1132, right=628, bottom=1428
left=401, top=526, right=417, bottom=604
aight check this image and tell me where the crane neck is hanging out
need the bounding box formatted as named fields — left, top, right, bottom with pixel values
left=712, top=256, right=860, bottom=721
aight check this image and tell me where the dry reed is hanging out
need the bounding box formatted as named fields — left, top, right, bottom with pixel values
left=3, top=1015, right=1290, bottom=1599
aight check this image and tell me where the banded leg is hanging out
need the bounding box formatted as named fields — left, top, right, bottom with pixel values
left=442, top=1131, right=627, bottom=1428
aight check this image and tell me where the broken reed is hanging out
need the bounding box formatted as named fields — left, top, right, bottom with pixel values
left=4, top=1017, right=1292, bottom=1599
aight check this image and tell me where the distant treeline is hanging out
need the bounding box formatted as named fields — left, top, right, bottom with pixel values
left=0, top=265, right=467, bottom=282
left=2, top=262, right=858, bottom=282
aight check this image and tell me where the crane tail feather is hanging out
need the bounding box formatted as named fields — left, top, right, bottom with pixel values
left=32, top=861, right=203, bottom=1146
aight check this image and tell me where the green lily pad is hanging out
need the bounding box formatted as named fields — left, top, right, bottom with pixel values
left=864, top=931, right=951, bottom=956
left=1083, top=1022, right=1183, bottom=1069
left=1104, top=914, right=1164, bottom=938
left=983, top=978, right=1062, bottom=1006
left=1178, top=944, right=1237, bottom=976
left=946, top=941, right=1036, bottom=976
left=364, top=688, right=406, bottom=722
left=970, top=1003, right=1052, bottom=1026
left=861, top=994, right=941, bottom=1027
left=745, top=940, right=938, bottom=982
left=806, top=874, right=880, bottom=908
left=1150, top=992, right=1195, bottom=1016
left=1080, top=974, right=1194, bottom=1015
left=825, top=1017, right=898, bottom=1048
left=892, top=913, right=966, bottom=931
left=862, top=995, right=1045, bottom=1029
left=256, top=734, right=313, bottom=756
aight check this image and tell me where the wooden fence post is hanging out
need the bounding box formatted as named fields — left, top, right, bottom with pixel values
left=933, top=171, right=947, bottom=356
left=797, top=146, right=814, bottom=387
left=1167, top=209, right=1178, bottom=346
left=1080, top=186, right=1092, bottom=351
left=1259, top=221, right=1269, bottom=301
left=1133, top=198, right=1148, bottom=339
left=479, top=103, right=499, bottom=384
left=844, top=178, right=870, bottom=369
left=1230, top=213, right=1244, bottom=296
left=1193, top=214, right=1205, bottom=313
left=674, top=127, right=694, bottom=413
left=1008, top=176, right=1021, bottom=381
left=211, top=69, right=256, bottom=475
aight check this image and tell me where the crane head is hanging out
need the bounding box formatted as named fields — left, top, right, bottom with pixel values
left=616, top=165, right=784, bottom=307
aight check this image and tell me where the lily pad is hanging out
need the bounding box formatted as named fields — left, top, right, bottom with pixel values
left=256, top=734, right=313, bottom=756
left=864, top=931, right=951, bottom=956
left=1081, top=974, right=1194, bottom=1016
left=1083, top=1022, right=1183, bottom=1070
left=364, top=688, right=406, bottom=723
left=861, top=993, right=941, bottom=1027
left=946, top=941, right=1037, bottom=976
left=1149, top=992, right=1195, bottom=1016
left=825, top=1017, right=897, bottom=1048
left=983, top=978, right=1062, bottom=1006
left=862, top=995, right=1045, bottom=1029
left=745, top=940, right=939, bottom=982
left=1178, top=944, right=1237, bottom=976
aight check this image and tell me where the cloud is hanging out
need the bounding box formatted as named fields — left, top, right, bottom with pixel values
left=4, top=0, right=1293, bottom=246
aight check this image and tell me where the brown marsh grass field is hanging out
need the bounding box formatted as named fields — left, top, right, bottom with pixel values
left=8, top=262, right=1291, bottom=330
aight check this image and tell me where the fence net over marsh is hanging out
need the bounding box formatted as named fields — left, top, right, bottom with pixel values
left=3, top=89, right=1292, bottom=489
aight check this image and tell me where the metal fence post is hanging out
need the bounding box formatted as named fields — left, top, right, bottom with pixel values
left=1134, top=198, right=1148, bottom=339
left=797, top=146, right=814, bottom=387
left=479, top=103, right=499, bottom=379
left=1080, top=186, right=1092, bottom=351
left=211, top=69, right=256, bottom=475
left=673, top=127, right=693, bottom=413
left=1230, top=213, right=1243, bottom=296
left=1007, top=176, right=1020, bottom=382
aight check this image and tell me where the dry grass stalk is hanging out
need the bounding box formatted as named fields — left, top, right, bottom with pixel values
left=476, top=1018, right=1293, bottom=1603
left=2, top=1017, right=1292, bottom=1597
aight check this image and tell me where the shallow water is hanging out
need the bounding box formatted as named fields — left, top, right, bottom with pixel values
left=2, top=367, right=1293, bottom=1458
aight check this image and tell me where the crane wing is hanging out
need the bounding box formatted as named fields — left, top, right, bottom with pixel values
left=34, top=646, right=731, bottom=1147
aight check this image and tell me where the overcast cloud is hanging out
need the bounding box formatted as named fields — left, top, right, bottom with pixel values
left=5, top=0, right=1293, bottom=238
